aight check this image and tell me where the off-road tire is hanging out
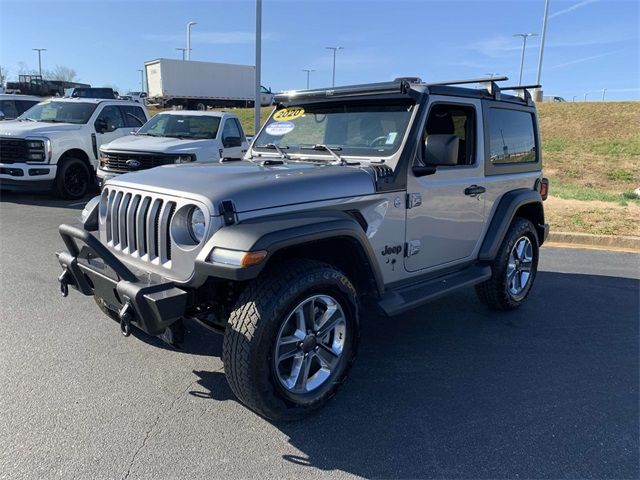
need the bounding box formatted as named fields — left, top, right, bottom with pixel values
left=222, top=259, right=359, bottom=421
left=475, top=217, right=539, bottom=311
left=54, top=157, right=91, bottom=199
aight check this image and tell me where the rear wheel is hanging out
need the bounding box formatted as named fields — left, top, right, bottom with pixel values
left=475, top=217, right=539, bottom=310
left=54, top=157, right=91, bottom=199
left=222, top=259, right=358, bottom=421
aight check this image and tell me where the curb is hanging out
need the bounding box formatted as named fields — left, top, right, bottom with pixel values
left=546, top=232, right=640, bottom=252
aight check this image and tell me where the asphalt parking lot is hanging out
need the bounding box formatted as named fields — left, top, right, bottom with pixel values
left=1, top=191, right=638, bottom=479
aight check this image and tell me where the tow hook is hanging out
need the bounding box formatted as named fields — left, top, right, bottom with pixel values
left=58, top=269, right=71, bottom=297
left=119, top=303, right=134, bottom=337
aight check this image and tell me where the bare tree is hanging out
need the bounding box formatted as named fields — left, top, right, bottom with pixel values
left=17, top=62, right=38, bottom=76
left=48, top=65, right=78, bottom=82
left=0, top=66, right=8, bottom=85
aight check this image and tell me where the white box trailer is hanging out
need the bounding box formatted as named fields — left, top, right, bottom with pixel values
left=145, top=58, right=273, bottom=109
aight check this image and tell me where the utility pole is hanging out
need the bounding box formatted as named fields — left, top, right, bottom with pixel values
left=32, top=48, right=47, bottom=76
left=302, top=69, right=315, bottom=89
left=513, top=33, right=538, bottom=85
left=534, top=0, right=550, bottom=101
left=326, top=46, right=343, bottom=87
left=254, top=0, right=262, bottom=136
left=186, top=21, right=197, bottom=61
left=584, top=93, right=588, bottom=102
left=176, top=48, right=187, bottom=60
left=572, top=96, right=577, bottom=102
left=137, top=69, right=144, bottom=92
left=601, top=88, right=607, bottom=101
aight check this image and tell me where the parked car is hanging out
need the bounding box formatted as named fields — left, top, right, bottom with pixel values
left=0, top=94, right=41, bottom=120
left=0, top=98, right=148, bottom=198
left=64, top=87, right=118, bottom=99
left=97, top=111, right=248, bottom=186
left=145, top=58, right=274, bottom=109
left=120, top=91, right=148, bottom=104
left=56, top=77, right=549, bottom=420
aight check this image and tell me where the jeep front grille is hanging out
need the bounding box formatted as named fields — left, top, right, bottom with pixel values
left=102, top=187, right=176, bottom=263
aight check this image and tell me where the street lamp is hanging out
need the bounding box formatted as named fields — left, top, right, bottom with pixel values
left=601, top=88, right=607, bottom=101
left=137, top=69, right=144, bottom=92
left=186, top=21, right=197, bottom=61
left=32, top=48, right=47, bottom=76
left=254, top=0, right=262, bottom=136
left=326, top=46, right=343, bottom=87
left=302, top=69, right=315, bottom=89
left=572, top=96, right=577, bottom=102
left=584, top=93, right=588, bottom=102
left=176, top=48, right=187, bottom=60
left=484, top=73, right=500, bottom=79
left=513, top=33, right=538, bottom=85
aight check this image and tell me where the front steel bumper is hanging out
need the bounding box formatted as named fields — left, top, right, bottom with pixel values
left=56, top=224, right=188, bottom=337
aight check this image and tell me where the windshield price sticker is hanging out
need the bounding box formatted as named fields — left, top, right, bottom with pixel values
left=272, top=107, right=305, bottom=122
left=265, top=121, right=295, bottom=136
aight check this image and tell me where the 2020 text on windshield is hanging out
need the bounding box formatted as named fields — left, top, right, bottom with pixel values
left=253, top=101, right=415, bottom=159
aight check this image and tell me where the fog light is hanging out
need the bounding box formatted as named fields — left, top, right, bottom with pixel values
left=209, top=248, right=267, bottom=267
left=28, top=168, right=50, bottom=176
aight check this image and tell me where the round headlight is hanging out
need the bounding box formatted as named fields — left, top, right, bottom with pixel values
left=188, top=207, right=206, bottom=242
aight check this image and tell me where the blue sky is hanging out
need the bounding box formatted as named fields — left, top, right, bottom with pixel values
left=1, top=0, right=638, bottom=100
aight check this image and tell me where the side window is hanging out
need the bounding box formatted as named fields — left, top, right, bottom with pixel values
left=15, top=100, right=39, bottom=116
left=422, top=104, right=476, bottom=166
left=95, top=105, right=125, bottom=131
left=232, top=118, right=246, bottom=141
left=222, top=118, right=241, bottom=140
left=0, top=100, right=19, bottom=119
left=488, top=108, right=536, bottom=164
left=120, top=106, right=146, bottom=127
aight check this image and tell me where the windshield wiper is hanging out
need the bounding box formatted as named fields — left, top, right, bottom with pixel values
left=19, top=117, right=37, bottom=122
left=256, top=143, right=290, bottom=161
left=301, top=144, right=349, bottom=165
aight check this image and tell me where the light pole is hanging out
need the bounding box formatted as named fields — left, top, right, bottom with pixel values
left=176, top=48, right=187, bottom=60
left=326, top=46, right=343, bottom=87
left=601, top=88, right=607, bottom=101
left=254, top=0, right=262, bottom=136
left=186, top=21, right=197, bottom=61
left=572, top=96, right=577, bottom=102
left=536, top=0, right=551, bottom=86
left=484, top=73, right=500, bottom=79
left=302, top=69, right=315, bottom=89
left=32, top=48, right=47, bottom=76
left=137, top=69, right=144, bottom=92
left=513, top=33, right=538, bottom=85
left=584, top=93, right=588, bottom=102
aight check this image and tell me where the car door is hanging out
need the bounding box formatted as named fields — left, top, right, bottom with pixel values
left=93, top=105, right=134, bottom=155
left=220, top=117, right=245, bottom=159
left=404, top=97, right=486, bottom=272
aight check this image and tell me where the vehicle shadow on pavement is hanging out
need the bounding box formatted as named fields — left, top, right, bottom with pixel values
left=190, top=271, right=639, bottom=478
left=0, top=190, right=98, bottom=209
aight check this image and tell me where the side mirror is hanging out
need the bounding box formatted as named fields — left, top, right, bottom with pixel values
left=0, top=111, right=5, bottom=121
left=423, top=134, right=459, bottom=166
left=95, top=118, right=109, bottom=134
left=223, top=136, right=242, bottom=148
left=141, top=92, right=147, bottom=98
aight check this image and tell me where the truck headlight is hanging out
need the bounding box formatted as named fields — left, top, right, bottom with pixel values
left=188, top=207, right=206, bottom=242
left=25, top=138, right=50, bottom=163
left=175, top=155, right=195, bottom=164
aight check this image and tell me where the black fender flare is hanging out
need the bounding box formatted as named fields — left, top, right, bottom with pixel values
left=193, top=210, right=385, bottom=295
left=478, top=189, right=546, bottom=262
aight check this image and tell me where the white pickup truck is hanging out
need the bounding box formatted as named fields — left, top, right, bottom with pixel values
left=0, top=98, right=149, bottom=198
left=97, top=111, right=249, bottom=186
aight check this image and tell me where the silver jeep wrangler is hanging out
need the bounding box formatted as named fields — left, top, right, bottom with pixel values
left=57, top=77, right=549, bottom=420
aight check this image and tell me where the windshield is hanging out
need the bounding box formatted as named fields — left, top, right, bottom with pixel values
left=253, top=101, right=414, bottom=160
left=137, top=114, right=221, bottom=139
left=18, top=101, right=97, bottom=124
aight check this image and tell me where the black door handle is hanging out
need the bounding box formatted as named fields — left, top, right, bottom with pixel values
left=464, top=185, right=486, bottom=196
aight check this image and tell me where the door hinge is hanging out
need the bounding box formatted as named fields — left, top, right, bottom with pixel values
left=406, top=193, right=422, bottom=209
left=219, top=200, right=236, bottom=226
left=405, top=240, right=421, bottom=257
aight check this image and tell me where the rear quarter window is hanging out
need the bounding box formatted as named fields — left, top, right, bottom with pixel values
left=484, top=105, right=540, bottom=175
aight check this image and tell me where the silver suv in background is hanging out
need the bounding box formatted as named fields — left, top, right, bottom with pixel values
left=57, top=76, right=549, bottom=420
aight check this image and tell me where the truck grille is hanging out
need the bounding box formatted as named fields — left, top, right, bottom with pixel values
left=0, top=138, right=28, bottom=164
left=102, top=151, right=179, bottom=172
left=102, top=187, right=177, bottom=263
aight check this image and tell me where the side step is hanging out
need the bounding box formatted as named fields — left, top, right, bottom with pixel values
left=378, top=264, right=492, bottom=316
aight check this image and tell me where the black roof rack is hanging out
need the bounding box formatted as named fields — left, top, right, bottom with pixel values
left=275, top=76, right=538, bottom=105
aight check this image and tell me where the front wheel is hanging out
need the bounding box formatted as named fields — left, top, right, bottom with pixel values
left=222, top=259, right=358, bottom=421
left=475, top=217, right=540, bottom=310
left=54, top=157, right=91, bottom=199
